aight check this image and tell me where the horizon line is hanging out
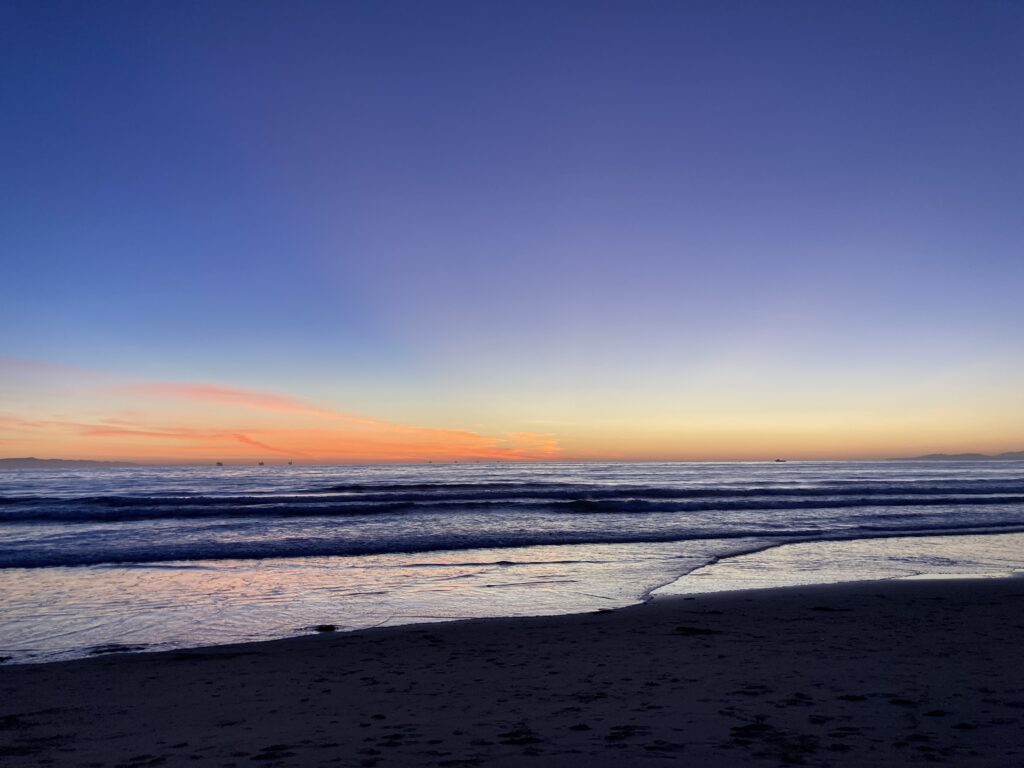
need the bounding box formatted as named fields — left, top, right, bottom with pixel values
left=4, top=452, right=1023, bottom=467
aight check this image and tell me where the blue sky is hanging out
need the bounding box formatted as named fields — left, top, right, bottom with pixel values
left=2, top=1, right=1022, bottom=460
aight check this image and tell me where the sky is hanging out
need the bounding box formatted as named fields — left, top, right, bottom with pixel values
left=2, top=0, right=1023, bottom=463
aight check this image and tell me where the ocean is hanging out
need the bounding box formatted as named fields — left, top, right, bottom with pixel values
left=2, top=460, right=1023, bottom=663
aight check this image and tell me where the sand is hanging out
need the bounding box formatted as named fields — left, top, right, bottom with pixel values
left=1, top=577, right=1023, bottom=766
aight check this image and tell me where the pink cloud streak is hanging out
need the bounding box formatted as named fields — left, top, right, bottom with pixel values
left=0, top=360, right=563, bottom=462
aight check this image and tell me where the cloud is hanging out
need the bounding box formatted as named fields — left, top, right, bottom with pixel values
left=0, top=414, right=56, bottom=431
left=0, top=357, right=103, bottom=378
left=232, top=432, right=304, bottom=456
left=0, top=360, right=563, bottom=462
left=500, top=431, right=561, bottom=457
left=4, top=414, right=560, bottom=462
left=122, top=382, right=347, bottom=420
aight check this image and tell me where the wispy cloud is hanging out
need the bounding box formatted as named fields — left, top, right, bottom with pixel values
left=231, top=432, right=304, bottom=456
left=121, top=382, right=346, bottom=420
left=0, top=359, right=562, bottom=462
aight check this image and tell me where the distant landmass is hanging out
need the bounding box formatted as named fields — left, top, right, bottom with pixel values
left=900, top=451, right=1024, bottom=461
left=0, top=457, right=138, bottom=469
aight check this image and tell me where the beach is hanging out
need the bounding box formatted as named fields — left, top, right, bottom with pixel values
left=2, top=576, right=1022, bottom=767
left=5, top=1, right=1024, bottom=764
left=5, top=461, right=1024, bottom=664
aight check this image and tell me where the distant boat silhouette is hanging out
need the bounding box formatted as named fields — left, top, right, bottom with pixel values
left=216, top=462, right=223, bottom=466
left=258, top=461, right=264, bottom=466
left=288, top=461, right=293, bottom=465
left=774, top=458, right=787, bottom=462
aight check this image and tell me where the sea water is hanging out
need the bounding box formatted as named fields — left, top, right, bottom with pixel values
left=1, top=461, right=1023, bottom=662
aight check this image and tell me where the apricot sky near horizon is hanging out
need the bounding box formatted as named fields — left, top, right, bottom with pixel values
left=2, top=1, right=1023, bottom=463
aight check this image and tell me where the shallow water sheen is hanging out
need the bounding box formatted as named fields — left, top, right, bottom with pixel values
left=1, top=461, right=1023, bottom=662
left=657, top=532, right=1024, bottom=595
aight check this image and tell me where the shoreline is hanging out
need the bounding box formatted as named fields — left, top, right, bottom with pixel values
left=6, top=571, right=1024, bottom=669
left=3, top=576, right=1023, bottom=765
left=4, top=527, right=1024, bottom=665
left=4, top=569, right=1024, bottom=669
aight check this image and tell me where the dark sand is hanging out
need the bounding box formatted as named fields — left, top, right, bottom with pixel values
left=2, top=578, right=1023, bottom=766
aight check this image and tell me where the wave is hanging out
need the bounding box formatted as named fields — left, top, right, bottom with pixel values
left=561, top=495, right=1024, bottom=514
left=8, top=479, right=1024, bottom=506
left=3, top=520, right=1024, bottom=569
left=1, top=491, right=1023, bottom=522
left=304, top=480, right=1024, bottom=501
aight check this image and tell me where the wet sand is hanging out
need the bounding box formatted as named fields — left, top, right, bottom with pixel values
left=1, top=577, right=1023, bottom=766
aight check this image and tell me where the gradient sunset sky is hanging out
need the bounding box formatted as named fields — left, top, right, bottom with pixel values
left=2, top=1, right=1023, bottom=463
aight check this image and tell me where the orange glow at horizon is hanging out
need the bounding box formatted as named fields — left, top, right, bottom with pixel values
left=0, top=413, right=563, bottom=464
left=0, top=361, right=563, bottom=463
left=1, top=358, right=1021, bottom=464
